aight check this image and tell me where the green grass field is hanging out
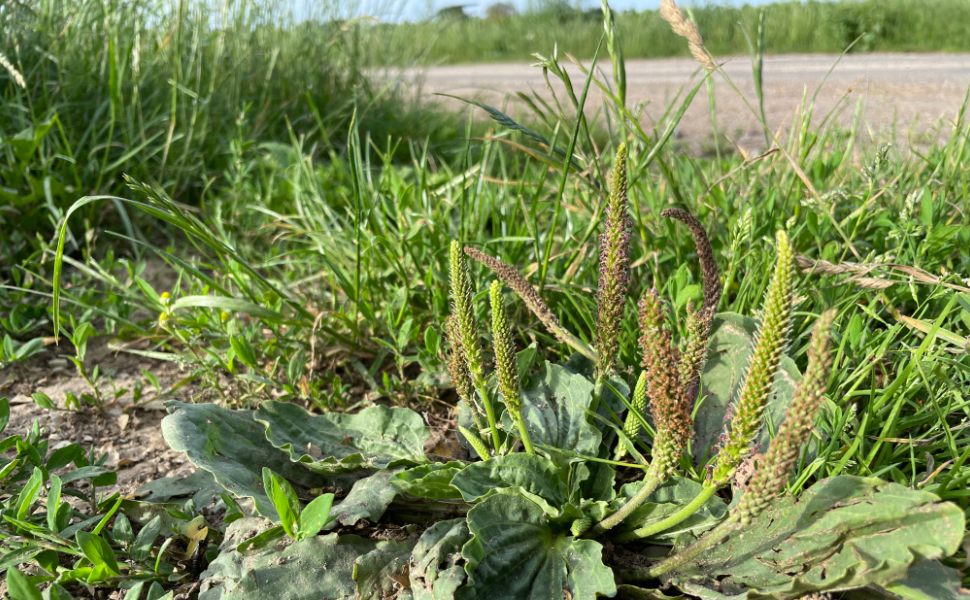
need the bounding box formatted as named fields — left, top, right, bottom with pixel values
left=375, top=0, right=970, bottom=65
left=1, top=0, right=970, bottom=596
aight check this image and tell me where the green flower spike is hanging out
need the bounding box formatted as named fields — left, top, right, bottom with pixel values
left=710, top=230, right=795, bottom=485
left=595, top=143, right=631, bottom=379
left=449, top=241, right=501, bottom=452
left=459, top=425, right=491, bottom=461
left=571, top=517, right=592, bottom=537
left=489, top=281, right=534, bottom=454
left=445, top=317, right=485, bottom=431
left=734, top=308, right=837, bottom=524
left=617, top=370, right=649, bottom=460
left=679, top=299, right=712, bottom=406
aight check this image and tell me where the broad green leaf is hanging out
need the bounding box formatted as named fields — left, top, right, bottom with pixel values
left=694, top=313, right=802, bottom=463
left=6, top=568, right=43, bottom=600
left=46, top=475, right=62, bottom=532
left=255, top=401, right=430, bottom=474
left=76, top=532, right=120, bottom=576
left=451, top=454, right=567, bottom=515
left=262, top=468, right=300, bottom=537
left=134, top=469, right=225, bottom=509
left=43, top=584, right=76, bottom=600
left=297, top=493, right=335, bottom=539
left=669, top=476, right=965, bottom=599
left=161, top=401, right=337, bottom=521
left=610, top=476, right=727, bottom=540
left=112, top=513, right=134, bottom=545
left=461, top=494, right=616, bottom=600
left=237, top=526, right=285, bottom=552
left=390, top=462, right=465, bottom=499
left=199, top=532, right=375, bottom=600
left=409, top=518, right=471, bottom=600
left=326, top=468, right=401, bottom=529
left=877, top=560, right=970, bottom=600
left=353, top=538, right=419, bottom=600
left=502, top=361, right=600, bottom=467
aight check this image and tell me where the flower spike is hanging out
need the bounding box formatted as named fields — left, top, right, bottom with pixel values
left=595, top=143, right=632, bottom=379
left=734, top=308, right=837, bottom=524
left=639, top=290, right=692, bottom=478
left=449, top=241, right=502, bottom=450
left=464, top=246, right=595, bottom=361
left=617, top=370, right=649, bottom=459
left=661, top=208, right=721, bottom=317
left=711, top=231, right=795, bottom=485
left=489, top=281, right=534, bottom=454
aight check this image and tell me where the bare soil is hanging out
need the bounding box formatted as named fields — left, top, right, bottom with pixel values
left=0, top=338, right=196, bottom=495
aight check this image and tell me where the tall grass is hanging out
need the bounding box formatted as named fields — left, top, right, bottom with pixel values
left=0, top=0, right=458, bottom=270
left=367, top=0, right=970, bottom=65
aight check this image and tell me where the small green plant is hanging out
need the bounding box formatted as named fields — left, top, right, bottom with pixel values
left=236, top=468, right=337, bottom=551
left=0, top=397, right=222, bottom=597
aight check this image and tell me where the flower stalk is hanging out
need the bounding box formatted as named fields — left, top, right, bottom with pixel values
left=450, top=241, right=501, bottom=452
left=490, top=281, right=534, bottom=454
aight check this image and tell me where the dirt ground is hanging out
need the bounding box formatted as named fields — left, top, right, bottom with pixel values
left=0, top=338, right=196, bottom=495
left=411, top=53, right=970, bottom=152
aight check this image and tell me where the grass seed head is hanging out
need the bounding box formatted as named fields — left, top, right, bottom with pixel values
left=659, top=0, right=715, bottom=71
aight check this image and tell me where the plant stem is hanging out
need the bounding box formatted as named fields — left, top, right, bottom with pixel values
left=589, top=376, right=606, bottom=417
left=513, top=413, right=535, bottom=454
left=646, top=516, right=740, bottom=578
left=472, top=378, right=503, bottom=454
left=587, top=467, right=661, bottom=537
left=612, top=483, right=718, bottom=542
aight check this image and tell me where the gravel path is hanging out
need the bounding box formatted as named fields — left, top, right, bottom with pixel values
left=414, top=53, right=970, bottom=151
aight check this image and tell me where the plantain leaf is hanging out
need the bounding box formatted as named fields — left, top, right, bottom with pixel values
left=409, top=519, right=471, bottom=600
left=391, top=462, right=465, bottom=499
left=451, top=454, right=567, bottom=516
left=255, top=401, right=429, bottom=474
left=610, top=476, right=727, bottom=540
left=326, top=468, right=401, bottom=529
left=161, top=402, right=348, bottom=521
left=199, top=529, right=374, bottom=600
left=693, top=313, right=802, bottom=464
left=461, top=494, right=616, bottom=600
left=501, top=361, right=602, bottom=468
left=876, top=560, right=970, bottom=600
left=668, top=476, right=965, bottom=599
left=353, top=538, right=419, bottom=600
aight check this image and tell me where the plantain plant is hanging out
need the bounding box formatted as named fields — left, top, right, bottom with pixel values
left=155, top=143, right=965, bottom=600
